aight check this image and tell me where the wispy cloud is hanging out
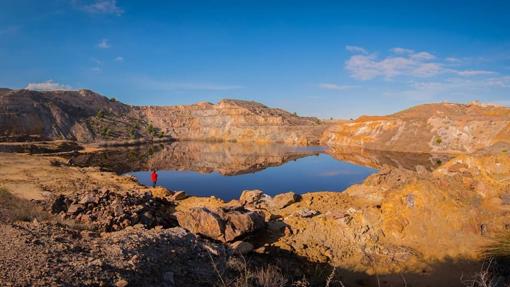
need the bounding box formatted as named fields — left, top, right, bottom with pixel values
left=383, top=76, right=510, bottom=100
left=79, top=0, right=123, bottom=15
left=114, top=56, right=124, bottom=62
left=345, top=45, right=368, bottom=54
left=345, top=46, right=497, bottom=80
left=97, top=39, right=110, bottom=49
left=25, top=80, right=73, bottom=91
left=449, top=69, right=495, bottom=76
left=318, top=83, right=357, bottom=91
left=90, top=57, right=103, bottom=72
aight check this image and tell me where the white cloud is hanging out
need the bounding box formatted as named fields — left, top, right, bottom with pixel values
left=486, top=76, right=510, bottom=88
left=318, top=83, right=357, bottom=91
left=345, top=52, right=442, bottom=80
left=345, top=45, right=368, bottom=54
left=450, top=69, right=496, bottom=76
left=391, top=47, right=415, bottom=54
left=345, top=46, right=496, bottom=80
left=445, top=57, right=462, bottom=63
left=114, top=56, right=124, bottom=62
left=97, top=39, right=110, bottom=49
left=25, top=80, right=73, bottom=91
left=81, top=0, right=123, bottom=15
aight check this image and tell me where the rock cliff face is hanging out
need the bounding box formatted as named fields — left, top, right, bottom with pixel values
left=0, top=89, right=143, bottom=142
left=321, top=102, right=510, bottom=153
left=0, top=89, right=325, bottom=145
left=137, top=99, right=324, bottom=145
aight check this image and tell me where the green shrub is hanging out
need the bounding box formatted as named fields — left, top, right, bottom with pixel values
left=129, top=127, right=138, bottom=139
left=96, top=110, right=105, bottom=119
left=100, top=127, right=110, bottom=137
left=435, top=137, right=442, bottom=144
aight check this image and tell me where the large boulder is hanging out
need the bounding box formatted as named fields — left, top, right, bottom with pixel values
left=271, top=192, right=300, bottom=209
left=176, top=206, right=265, bottom=242
left=239, top=189, right=264, bottom=205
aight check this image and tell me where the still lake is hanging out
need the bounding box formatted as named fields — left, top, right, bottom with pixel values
left=72, top=141, right=381, bottom=200
left=132, top=152, right=375, bottom=200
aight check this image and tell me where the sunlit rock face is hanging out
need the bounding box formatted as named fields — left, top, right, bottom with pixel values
left=262, top=151, right=510, bottom=274
left=0, top=89, right=144, bottom=142
left=0, top=89, right=327, bottom=145
left=321, top=102, right=510, bottom=153
left=137, top=99, right=326, bottom=145
left=71, top=141, right=321, bottom=175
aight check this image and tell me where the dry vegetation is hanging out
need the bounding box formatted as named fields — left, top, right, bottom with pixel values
left=0, top=187, right=49, bottom=222
left=463, top=233, right=510, bottom=287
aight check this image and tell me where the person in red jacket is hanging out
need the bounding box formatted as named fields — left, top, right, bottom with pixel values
left=151, top=169, right=158, bottom=188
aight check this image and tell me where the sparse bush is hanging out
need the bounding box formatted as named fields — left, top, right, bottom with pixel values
left=109, top=97, right=117, bottom=102
left=484, top=232, right=510, bottom=259
left=0, top=188, right=49, bottom=222
left=100, top=127, right=110, bottom=137
left=146, top=123, right=164, bottom=138
left=96, top=110, right=105, bottom=119
left=435, top=137, right=442, bottom=144
left=129, top=127, right=138, bottom=139
left=462, top=232, right=510, bottom=287
left=253, top=266, right=288, bottom=287
left=213, top=255, right=302, bottom=287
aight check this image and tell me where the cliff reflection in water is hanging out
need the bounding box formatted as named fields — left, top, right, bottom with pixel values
left=72, top=141, right=324, bottom=175
left=72, top=141, right=454, bottom=199
left=326, top=145, right=454, bottom=171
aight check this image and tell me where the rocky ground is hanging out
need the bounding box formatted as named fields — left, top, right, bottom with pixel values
left=1, top=147, right=510, bottom=286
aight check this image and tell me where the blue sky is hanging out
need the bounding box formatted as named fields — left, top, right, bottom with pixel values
left=1, top=0, right=510, bottom=118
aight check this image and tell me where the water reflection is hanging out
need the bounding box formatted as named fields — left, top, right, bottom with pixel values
left=72, top=141, right=323, bottom=174
left=327, top=145, right=453, bottom=171
left=71, top=141, right=454, bottom=199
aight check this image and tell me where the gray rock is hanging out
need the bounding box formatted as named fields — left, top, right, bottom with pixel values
left=406, top=194, right=415, bottom=208
left=79, top=193, right=99, bottom=205
left=295, top=208, right=320, bottom=218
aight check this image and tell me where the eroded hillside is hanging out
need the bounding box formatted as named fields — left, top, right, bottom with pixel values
left=0, top=89, right=326, bottom=145
left=322, top=102, right=510, bottom=153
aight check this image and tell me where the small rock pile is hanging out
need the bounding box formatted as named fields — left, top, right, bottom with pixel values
left=50, top=189, right=176, bottom=231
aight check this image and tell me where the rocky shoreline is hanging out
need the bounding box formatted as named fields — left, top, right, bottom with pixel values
left=1, top=145, right=510, bottom=286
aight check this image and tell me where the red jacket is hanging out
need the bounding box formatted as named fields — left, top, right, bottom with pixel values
left=151, top=171, right=158, bottom=182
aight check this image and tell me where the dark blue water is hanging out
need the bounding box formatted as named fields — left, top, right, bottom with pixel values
left=131, top=153, right=376, bottom=201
